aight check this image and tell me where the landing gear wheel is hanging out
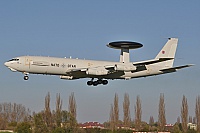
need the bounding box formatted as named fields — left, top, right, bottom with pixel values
left=87, top=81, right=93, bottom=86
left=92, top=81, right=98, bottom=86
left=97, top=79, right=102, bottom=84
left=87, top=79, right=108, bottom=86
left=24, top=75, right=29, bottom=80
left=102, top=80, right=108, bottom=85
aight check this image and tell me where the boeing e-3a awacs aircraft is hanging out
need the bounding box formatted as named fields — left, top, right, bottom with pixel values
left=4, top=38, right=193, bottom=86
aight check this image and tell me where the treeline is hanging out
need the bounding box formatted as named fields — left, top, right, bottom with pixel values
left=31, top=92, right=79, bottom=133
left=0, top=93, right=200, bottom=133
left=0, top=102, right=31, bottom=129
left=105, top=93, right=200, bottom=133
left=0, top=92, right=82, bottom=133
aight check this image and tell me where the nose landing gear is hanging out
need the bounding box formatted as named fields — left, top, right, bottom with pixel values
left=23, top=73, right=29, bottom=80
left=24, top=75, right=29, bottom=80
left=87, top=79, right=108, bottom=86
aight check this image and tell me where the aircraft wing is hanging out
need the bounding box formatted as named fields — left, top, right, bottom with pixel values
left=65, top=58, right=175, bottom=75
left=133, top=58, right=173, bottom=66
left=160, top=64, right=194, bottom=73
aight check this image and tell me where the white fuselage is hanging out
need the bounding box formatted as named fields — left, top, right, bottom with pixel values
left=4, top=56, right=163, bottom=80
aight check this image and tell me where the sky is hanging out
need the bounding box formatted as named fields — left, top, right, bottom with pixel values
left=0, top=1, right=200, bottom=124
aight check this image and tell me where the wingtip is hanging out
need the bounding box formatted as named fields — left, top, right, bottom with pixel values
left=187, top=64, right=195, bottom=67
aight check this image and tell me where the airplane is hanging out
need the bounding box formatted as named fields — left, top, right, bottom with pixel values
left=4, top=38, right=193, bottom=86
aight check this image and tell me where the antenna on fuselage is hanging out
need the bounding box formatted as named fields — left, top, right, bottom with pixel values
left=107, top=41, right=143, bottom=63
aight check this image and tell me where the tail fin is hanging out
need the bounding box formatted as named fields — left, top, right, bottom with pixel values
left=155, top=38, right=178, bottom=68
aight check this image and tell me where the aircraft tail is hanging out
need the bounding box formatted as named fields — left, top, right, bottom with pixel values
left=155, top=38, right=178, bottom=68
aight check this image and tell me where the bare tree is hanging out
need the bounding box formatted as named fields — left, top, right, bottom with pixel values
left=0, top=114, right=2, bottom=129
left=135, top=95, right=142, bottom=131
left=114, top=93, right=119, bottom=129
left=158, top=93, right=166, bottom=131
left=149, top=116, right=154, bottom=126
left=68, top=92, right=77, bottom=128
left=44, top=92, right=52, bottom=129
left=193, top=117, right=196, bottom=124
left=123, top=93, right=131, bottom=128
left=177, top=116, right=180, bottom=124
left=181, top=95, right=188, bottom=133
left=68, top=92, right=77, bottom=120
left=0, top=102, right=31, bottom=129
left=0, top=103, right=7, bottom=129
left=11, top=103, right=17, bottom=122
left=55, top=93, right=62, bottom=127
left=109, top=104, right=114, bottom=131
left=189, top=116, right=193, bottom=123
left=195, top=95, right=200, bottom=132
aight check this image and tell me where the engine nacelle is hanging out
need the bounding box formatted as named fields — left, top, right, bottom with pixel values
left=60, top=75, right=74, bottom=80
left=115, top=64, right=137, bottom=71
left=86, top=68, right=108, bottom=75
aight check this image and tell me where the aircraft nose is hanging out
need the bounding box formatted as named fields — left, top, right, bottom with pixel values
left=4, top=62, right=9, bottom=67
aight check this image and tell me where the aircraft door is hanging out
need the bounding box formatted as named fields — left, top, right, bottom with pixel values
left=25, top=57, right=31, bottom=69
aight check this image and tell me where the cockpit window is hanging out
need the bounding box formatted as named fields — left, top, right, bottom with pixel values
left=9, top=58, right=19, bottom=62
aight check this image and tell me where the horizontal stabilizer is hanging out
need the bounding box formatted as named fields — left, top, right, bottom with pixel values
left=133, top=58, right=173, bottom=66
left=160, top=64, right=194, bottom=72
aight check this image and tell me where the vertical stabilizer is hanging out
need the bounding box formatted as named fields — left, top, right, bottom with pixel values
left=155, top=38, right=178, bottom=68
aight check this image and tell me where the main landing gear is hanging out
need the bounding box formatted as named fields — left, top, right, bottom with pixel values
left=87, top=79, right=108, bottom=86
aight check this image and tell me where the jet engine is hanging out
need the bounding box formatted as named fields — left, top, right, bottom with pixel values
left=114, top=64, right=137, bottom=71
left=86, top=68, right=109, bottom=75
